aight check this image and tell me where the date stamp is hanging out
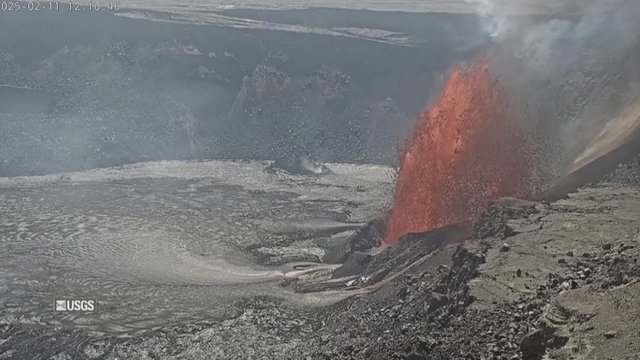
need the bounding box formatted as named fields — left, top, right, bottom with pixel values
left=1, top=2, right=121, bottom=12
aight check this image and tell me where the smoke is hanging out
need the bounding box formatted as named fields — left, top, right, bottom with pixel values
left=468, top=0, right=640, bottom=74
left=465, top=0, right=507, bottom=40
left=515, top=0, right=640, bottom=77
left=485, top=0, right=640, bottom=184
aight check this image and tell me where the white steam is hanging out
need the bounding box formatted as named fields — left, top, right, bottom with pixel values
left=494, top=0, right=640, bottom=182
left=465, top=0, right=507, bottom=40
left=516, top=0, right=640, bottom=77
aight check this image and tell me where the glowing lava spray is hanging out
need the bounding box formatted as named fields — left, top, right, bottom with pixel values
left=384, top=57, right=533, bottom=246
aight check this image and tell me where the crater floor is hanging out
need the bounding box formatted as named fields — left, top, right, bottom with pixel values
left=0, top=160, right=393, bottom=336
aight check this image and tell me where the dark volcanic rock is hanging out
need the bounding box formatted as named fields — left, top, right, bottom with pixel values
left=475, top=198, right=539, bottom=240
left=601, top=154, right=640, bottom=187
left=323, top=217, right=386, bottom=264
left=331, top=252, right=374, bottom=279
left=213, top=54, right=414, bottom=166
left=348, top=217, right=387, bottom=253
left=520, top=330, right=547, bottom=360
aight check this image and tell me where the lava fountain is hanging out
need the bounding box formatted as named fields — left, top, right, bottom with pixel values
left=384, top=57, right=534, bottom=246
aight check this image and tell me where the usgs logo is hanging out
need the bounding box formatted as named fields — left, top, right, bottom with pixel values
left=55, top=299, right=96, bottom=312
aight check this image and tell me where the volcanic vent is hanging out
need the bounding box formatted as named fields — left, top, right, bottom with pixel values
left=384, top=57, right=535, bottom=246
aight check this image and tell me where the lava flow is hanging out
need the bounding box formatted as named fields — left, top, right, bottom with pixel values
left=384, top=57, right=533, bottom=246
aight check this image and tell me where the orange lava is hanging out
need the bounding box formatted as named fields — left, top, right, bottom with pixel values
left=384, top=57, right=532, bottom=245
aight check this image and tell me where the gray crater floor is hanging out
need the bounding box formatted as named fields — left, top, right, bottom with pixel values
left=0, top=160, right=393, bottom=336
